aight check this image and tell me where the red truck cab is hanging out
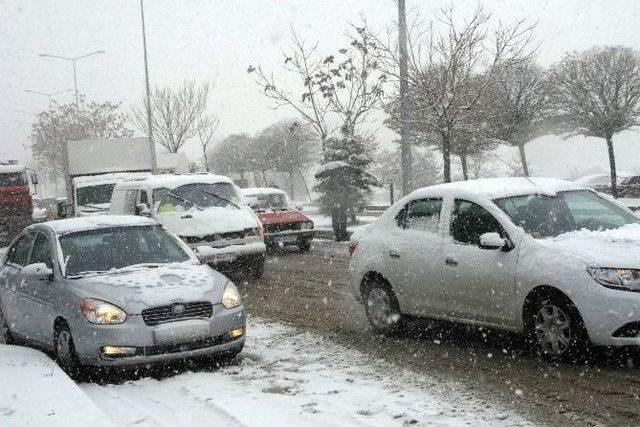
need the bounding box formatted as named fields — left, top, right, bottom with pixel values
left=0, top=163, right=37, bottom=246
left=241, top=187, right=314, bottom=252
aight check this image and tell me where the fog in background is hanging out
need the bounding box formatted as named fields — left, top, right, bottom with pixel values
left=2, top=0, right=640, bottom=177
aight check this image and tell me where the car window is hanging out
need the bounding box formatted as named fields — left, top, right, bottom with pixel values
left=6, top=232, right=35, bottom=266
left=29, top=233, right=53, bottom=269
left=397, top=198, right=442, bottom=232
left=139, top=190, right=149, bottom=207
left=450, top=200, right=503, bottom=246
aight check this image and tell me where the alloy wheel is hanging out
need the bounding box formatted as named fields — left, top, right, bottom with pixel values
left=56, top=330, right=74, bottom=365
left=367, top=288, right=393, bottom=328
left=534, top=304, right=572, bottom=356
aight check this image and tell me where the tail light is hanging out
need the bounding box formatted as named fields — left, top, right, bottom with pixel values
left=348, top=241, right=358, bottom=255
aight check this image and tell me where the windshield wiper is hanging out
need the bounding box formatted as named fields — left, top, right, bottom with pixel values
left=198, top=189, right=240, bottom=209
left=167, top=190, right=204, bottom=211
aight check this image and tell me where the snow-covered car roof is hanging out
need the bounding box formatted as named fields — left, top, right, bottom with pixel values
left=73, top=172, right=151, bottom=188
left=409, top=177, right=588, bottom=201
left=0, top=164, right=25, bottom=173
left=574, top=173, right=630, bottom=185
left=114, top=173, right=234, bottom=190
left=34, top=215, right=158, bottom=235
left=241, top=187, right=287, bottom=196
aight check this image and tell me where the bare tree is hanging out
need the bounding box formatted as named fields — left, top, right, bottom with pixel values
left=371, top=5, right=535, bottom=182
left=248, top=28, right=386, bottom=147
left=197, top=115, right=220, bottom=172
left=488, top=59, right=551, bottom=176
left=550, top=46, right=640, bottom=197
left=132, top=81, right=210, bottom=153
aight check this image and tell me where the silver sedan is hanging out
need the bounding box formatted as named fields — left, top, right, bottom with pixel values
left=0, top=216, right=245, bottom=377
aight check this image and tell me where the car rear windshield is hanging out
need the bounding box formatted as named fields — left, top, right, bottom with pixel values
left=76, top=183, right=116, bottom=207
left=494, top=190, right=639, bottom=238
left=245, top=193, right=289, bottom=210
left=59, top=225, right=190, bottom=276
left=0, top=171, right=26, bottom=186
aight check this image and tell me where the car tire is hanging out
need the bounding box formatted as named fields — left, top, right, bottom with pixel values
left=247, top=256, right=265, bottom=280
left=0, top=304, right=14, bottom=345
left=527, top=296, right=591, bottom=362
left=298, top=240, right=311, bottom=252
left=54, top=322, right=84, bottom=380
left=364, top=280, right=404, bottom=335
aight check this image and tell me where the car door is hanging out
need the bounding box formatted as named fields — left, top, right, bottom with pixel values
left=384, top=198, right=446, bottom=316
left=442, top=199, right=518, bottom=326
left=0, top=231, right=36, bottom=337
left=19, top=231, right=56, bottom=344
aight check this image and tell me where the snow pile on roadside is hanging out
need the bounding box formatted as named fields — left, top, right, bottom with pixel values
left=554, top=223, right=640, bottom=244
left=309, top=214, right=377, bottom=232
left=0, top=345, right=111, bottom=427
left=83, top=319, right=532, bottom=426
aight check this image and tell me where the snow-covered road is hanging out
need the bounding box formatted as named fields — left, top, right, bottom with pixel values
left=82, top=319, right=532, bottom=427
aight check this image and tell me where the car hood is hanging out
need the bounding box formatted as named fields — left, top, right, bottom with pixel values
left=158, top=206, right=258, bottom=237
left=540, top=224, right=640, bottom=269
left=256, top=209, right=309, bottom=225
left=65, top=263, right=225, bottom=314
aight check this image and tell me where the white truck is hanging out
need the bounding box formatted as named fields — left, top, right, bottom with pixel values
left=62, top=137, right=188, bottom=217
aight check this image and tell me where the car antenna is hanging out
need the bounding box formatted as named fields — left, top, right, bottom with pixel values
left=488, top=152, right=538, bottom=187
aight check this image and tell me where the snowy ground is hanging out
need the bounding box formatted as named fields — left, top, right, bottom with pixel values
left=82, top=319, right=532, bottom=427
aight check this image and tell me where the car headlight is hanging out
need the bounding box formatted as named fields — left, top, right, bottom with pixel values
left=81, top=298, right=127, bottom=324
left=301, top=221, right=314, bottom=230
left=222, top=281, right=241, bottom=309
left=588, top=267, right=640, bottom=292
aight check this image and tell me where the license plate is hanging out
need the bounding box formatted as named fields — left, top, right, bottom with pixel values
left=153, top=320, right=211, bottom=345
left=276, top=235, right=298, bottom=243
left=214, top=252, right=236, bottom=262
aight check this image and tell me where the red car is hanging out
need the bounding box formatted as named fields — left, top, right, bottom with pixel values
left=242, top=188, right=314, bottom=251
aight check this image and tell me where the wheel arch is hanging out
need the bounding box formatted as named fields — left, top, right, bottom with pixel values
left=522, top=285, right=576, bottom=330
left=360, top=271, right=393, bottom=299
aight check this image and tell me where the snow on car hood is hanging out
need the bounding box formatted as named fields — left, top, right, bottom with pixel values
left=66, top=263, right=225, bottom=313
left=158, top=206, right=258, bottom=237
left=542, top=223, right=640, bottom=269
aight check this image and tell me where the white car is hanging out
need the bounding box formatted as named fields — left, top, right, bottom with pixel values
left=349, top=177, right=640, bottom=360
left=110, top=174, right=266, bottom=278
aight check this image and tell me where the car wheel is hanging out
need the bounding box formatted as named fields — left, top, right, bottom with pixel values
left=247, top=256, right=265, bottom=279
left=299, top=240, right=311, bottom=252
left=0, top=304, right=14, bottom=344
left=365, top=281, right=404, bottom=335
left=54, top=323, right=84, bottom=380
left=530, top=297, right=590, bottom=362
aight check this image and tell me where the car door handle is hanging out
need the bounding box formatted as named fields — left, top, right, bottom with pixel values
left=445, top=257, right=458, bottom=266
left=389, top=250, right=401, bottom=258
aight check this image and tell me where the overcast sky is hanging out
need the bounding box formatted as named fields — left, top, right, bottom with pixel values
left=2, top=0, right=640, bottom=175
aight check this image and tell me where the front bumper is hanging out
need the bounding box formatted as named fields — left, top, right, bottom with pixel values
left=265, top=230, right=315, bottom=246
left=189, top=241, right=266, bottom=268
left=72, top=305, right=246, bottom=366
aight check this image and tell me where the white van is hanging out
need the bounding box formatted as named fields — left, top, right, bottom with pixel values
left=109, top=174, right=266, bottom=278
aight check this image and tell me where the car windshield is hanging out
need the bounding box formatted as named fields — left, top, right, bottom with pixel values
left=59, top=225, right=190, bottom=276
left=76, top=183, right=116, bottom=207
left=153, top=182, right=240, bottom=213
left=246, top=193, right=289, bottom=211
left=494, top=190, right=639, bottom=238
left=0, top=171, right=26, bottom=186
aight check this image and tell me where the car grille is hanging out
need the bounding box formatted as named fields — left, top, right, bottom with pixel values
left=264, top=222, right=301, bottom=234
left=182, top=230, right=247, bottom=244
left=141, top=301, right=213, bottom=326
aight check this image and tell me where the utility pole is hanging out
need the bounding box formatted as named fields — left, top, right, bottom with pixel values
left=398, top=0, right=413, bottom=195
left=140, top=0, right=158, bottom=174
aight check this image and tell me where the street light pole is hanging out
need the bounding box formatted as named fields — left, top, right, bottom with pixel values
left=38, top=50, right=105, bottom=107
left=398, top=0, right=413, bottom=195
left=140, top=0, right=158, bottom=174
left=25, top=88, right=73, bottom=103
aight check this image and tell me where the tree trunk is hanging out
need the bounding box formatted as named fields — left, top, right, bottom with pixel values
left=606, top=135, right=618, bottom=198
left=460, top=153, right=469, bottom=181
left=203, top=148, right=209, bottom=172
left=297, top=168, right=312, bottom=201
left=331, top=205, right=349, bottom=241
left=442, top=135, right=452, bottom=183
left=261, top=170, right=268, bottom=186
left=288, top=170, right=295, bottom=200
left=518, top=142, right=529, bottom=177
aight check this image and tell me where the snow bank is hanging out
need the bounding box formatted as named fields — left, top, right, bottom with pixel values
left=0, top=345, right=111, bottom=427
left=83, top=319, right=531, bottom=426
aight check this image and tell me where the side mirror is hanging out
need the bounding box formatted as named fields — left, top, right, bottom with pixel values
left=23, top=263, right=53, bottom=281
left=135, top=203, right=152, bottom=217
left=479, top=232, right=506, bottom=250
left=295, top=205, right=304, bottom=211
